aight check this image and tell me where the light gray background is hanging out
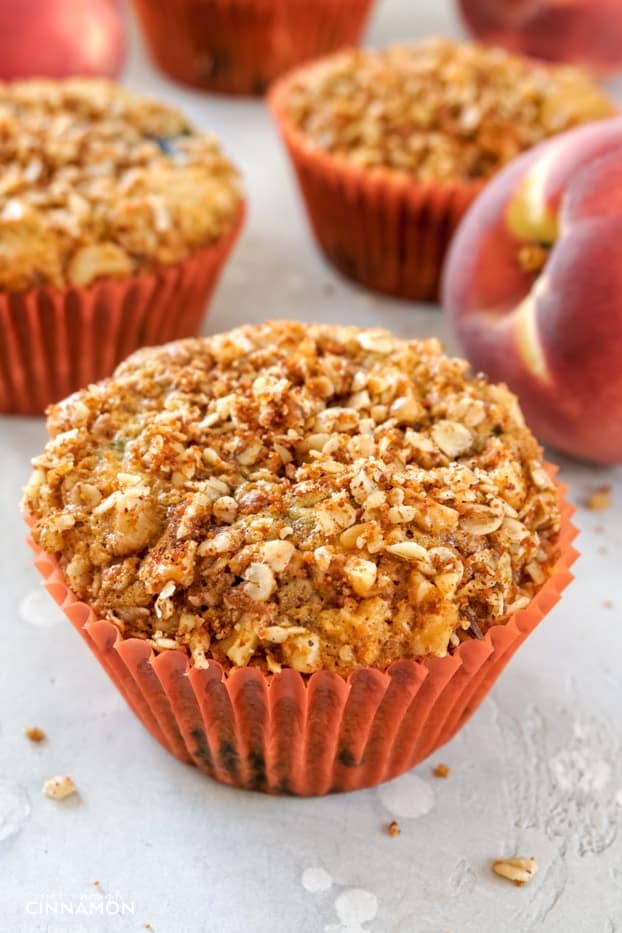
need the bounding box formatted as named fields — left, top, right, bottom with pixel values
left=1, top=2, right=621, bottom=931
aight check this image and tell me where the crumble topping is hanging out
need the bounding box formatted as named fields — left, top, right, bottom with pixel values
left=284, top=39, right=614, bottom=182
left=0, top=79, right=241, bottom=291
left=24, top=321, right=561, bottom=676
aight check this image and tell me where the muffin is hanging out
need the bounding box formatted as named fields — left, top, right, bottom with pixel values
left=24, top=321, right=577, bottom=794
left=270, top=38, right=615, bottom=301
left=0, top=79, right=244, bottom=414
left=131, top=0, right=375, bottom=96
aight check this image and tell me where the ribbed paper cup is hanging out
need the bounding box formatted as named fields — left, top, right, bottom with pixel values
left=26, top=474, right=577, bottom=796
left=131, top=0, right=375, bottom=95
left=0, top=207, right=244, bottom=416
left=269, top=71, right=484, bottom=302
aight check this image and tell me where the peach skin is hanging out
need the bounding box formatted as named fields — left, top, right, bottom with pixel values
left=442, top=118, right=622, bottom=465
left=458, top=0, right=622, bottom=75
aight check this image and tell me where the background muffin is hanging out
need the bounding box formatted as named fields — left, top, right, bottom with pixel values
left=131, top=0, right=376, bottom=96
left=24, top=321, right=577, bottom=794
left=0, top=78, right=244, bottom=414
left=270, top=38, right=615, bottom=302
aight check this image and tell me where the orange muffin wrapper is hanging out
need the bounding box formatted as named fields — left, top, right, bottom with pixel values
left=131, top=0, right=375, bottom=95
left=0, top=207, right=244, bottom=416
left=269, top=75, right=485, bottom=302
left=26, top=471, right=578, bottom=796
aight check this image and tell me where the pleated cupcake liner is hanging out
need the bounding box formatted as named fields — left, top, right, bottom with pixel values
left=269, top=73, right=485, bottom=302
left=0, top=207, right=244, bottom=416
left=26, top=471, right=578, bottom=796
left=131, top=0, right=375, bottom=95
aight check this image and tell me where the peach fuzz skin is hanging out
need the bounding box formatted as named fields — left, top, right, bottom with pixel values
left=442, top=118, right=622, bottom=465
left=458, top=0, right=622, bottom=76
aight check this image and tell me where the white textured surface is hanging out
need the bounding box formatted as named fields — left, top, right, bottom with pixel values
left=2, top=2, right=622, bottom=931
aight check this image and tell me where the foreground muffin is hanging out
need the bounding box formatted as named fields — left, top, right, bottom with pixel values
left=131, top=0, right=375, bottom=95
left=270, top=38, right=615, bottom=301
left=24, top=321, right=577, bottom=793
left=0, top=79, right=243, bottom=413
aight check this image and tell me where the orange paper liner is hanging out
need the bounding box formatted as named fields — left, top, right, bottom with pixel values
left=27, top=475, right=577, bottom=796
left=0, top=206, right=244, bottom=416
left=131, top=0, right=375, bottom=95
left=270, top=73, right=485, bottom=302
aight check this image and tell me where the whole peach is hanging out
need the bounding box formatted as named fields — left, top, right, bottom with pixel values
left=442, top=118, right=622, bottom=464
left=458, top=0, right=622, bottom=75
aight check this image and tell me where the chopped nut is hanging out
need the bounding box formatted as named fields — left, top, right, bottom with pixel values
left=243, top=562, right=275, bottom=602
left=43, top=775, right=78, bottom=800
left=492, top=856, right=538, bottom=886
left=433, top=763, right=450, bottom=778
left=585, top=486, right=612, bottom=511
left=345, top=556, right=378, bottom=596
left=387, top=820, right=401, bottom=837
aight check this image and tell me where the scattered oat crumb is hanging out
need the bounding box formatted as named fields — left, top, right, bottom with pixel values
left=24, top=726, right=46, bottom=743
left=433, top=763, right=451, bottom=778
left=492, top=856, right=538, bottom=886
left=387, top=820, right=401, bottom=837
left=92, top=881, right=100, bottom=887
left=604, top=600, right=614, bottom=609
left=145, top=925, right=153, bottom=930
left=42, top=775, right=77, bottom=800
left=585, top=486, right=612, bottom=511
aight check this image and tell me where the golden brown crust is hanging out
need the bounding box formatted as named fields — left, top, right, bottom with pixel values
left=0, top=79, right=241, bottom=291
left=24, top=321, right=561, bottom=676
left=283, top=39, right=615, bottom=183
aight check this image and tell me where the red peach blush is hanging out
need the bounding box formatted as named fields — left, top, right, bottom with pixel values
left=458, top=0, right=622, bottom=76
left=443, top=118, right=622, bottom=464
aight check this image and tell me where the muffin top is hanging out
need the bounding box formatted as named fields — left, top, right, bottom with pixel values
left=282, top=38, right=615, bottom=183
left=0, top=79, right=241, bottom=291
left=24, top=321, right=561, bottom=677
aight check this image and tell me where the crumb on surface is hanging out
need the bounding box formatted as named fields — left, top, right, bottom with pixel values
left=492, top=856, right=538, bottom=886
left=387, top=820, right=401, bottom=837
left=433, top=763, right=451, bottom=778
left=24, top=726, right=46, bottom=743
left=42, top=775, right=77, bottom=800
left=585, top=486, right=612, bottom=511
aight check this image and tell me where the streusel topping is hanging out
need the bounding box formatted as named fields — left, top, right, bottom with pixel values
left=0, top=79, right=241, bottom=291
left=284, top=39, right=614, bottom=182
left=24, top=321, right=561, bottom=676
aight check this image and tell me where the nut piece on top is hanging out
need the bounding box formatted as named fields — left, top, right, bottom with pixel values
left=24, top=321, right=561, bottom=677
left=270, top=38, right=615, bottom=301
left=443, top=117, right=622, bottom=465
left=0, top=78, right=243, bottom=414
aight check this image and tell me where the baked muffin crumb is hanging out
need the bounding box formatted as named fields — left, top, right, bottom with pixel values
left=43, top=775, right=77, bottom=800
left=24, top=321, right=561, bottom=676
left=24, top=726, right=46, bottom=743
